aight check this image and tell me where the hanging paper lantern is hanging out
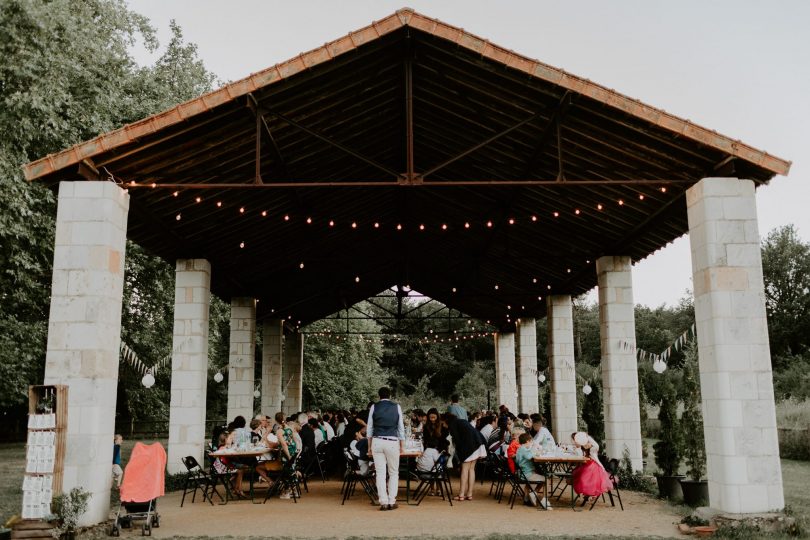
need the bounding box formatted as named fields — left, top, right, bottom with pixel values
left=582, top=384, right=592, bottom=395
left=213, top=372, right=224, bottom=383
left=537, top=373, right=546, bottom=383
left=141, top=373, right=155, bottom=388
left=253, top=389, right=261, bottom=399
left=653, top=359, right=667, bottom=374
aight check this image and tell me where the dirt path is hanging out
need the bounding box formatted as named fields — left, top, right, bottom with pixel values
left=117, top=478, right=682, bottom=539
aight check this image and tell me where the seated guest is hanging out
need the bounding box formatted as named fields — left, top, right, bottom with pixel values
left=335, top=413, right=347, bottom=438
left=530, top=415, right=556, bottom=451
left=514, top=432, right=549, bottom=508
left=311, top=417, right=328, bottom=447
left=299, top=417, right=317, bottom=470
left=517, top=413, right=532, bottom=429
left=570, top=432, right=613, bottom=498
left=417, top=446, right=441, bottom=473
left=506, top=425, right=526, bottom=473
left=479, top=415, right=497, bottom=441
left=321, top=413, right=335, bottom=441
left=410, top=409, right=425, bottom=435
left=349, top=428, right=371, bottom=475
left=468, top=411, right=482, bottom=428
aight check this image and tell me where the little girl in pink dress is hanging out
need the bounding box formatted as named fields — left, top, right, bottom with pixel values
left=571, top=432, right=614, bottom=497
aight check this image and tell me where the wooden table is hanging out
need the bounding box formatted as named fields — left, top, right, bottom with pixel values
left=533, top=455, right=589, bottom=509
left=209, top=448, right=270, bottom=503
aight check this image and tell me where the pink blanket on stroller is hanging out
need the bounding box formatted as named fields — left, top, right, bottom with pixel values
left=120, top=442, right=167, bottom=503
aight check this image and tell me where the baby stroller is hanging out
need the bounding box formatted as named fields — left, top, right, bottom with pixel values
left=110, top=442, right=167, bottom=536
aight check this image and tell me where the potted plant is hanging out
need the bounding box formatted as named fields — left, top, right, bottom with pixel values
left=51, top=487, right=90, bottom=540
left=653, top=379, right=685, bottom=499
left=679, top=342, right=709, bottom=506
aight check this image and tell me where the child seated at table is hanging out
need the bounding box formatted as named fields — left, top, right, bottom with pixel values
left=349, top=428, right=371, bottom=476
left=505, top=426, right=525, bottom=473
left=514, top=433, right=548, bottom=508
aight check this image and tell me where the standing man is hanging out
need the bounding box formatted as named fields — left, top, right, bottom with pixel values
left=367, top=387, right=405, bottom=511
left=447, top=394, right=468, bottom=421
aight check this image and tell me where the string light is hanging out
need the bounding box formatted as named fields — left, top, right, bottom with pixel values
left=374, top=222, right=379, bottom=228
left=396, top=224, right=402, bottom=230
left=638, top=194, right=645, bottom=200
left=261, top=211, right=267, bottom=217
left=284, top=214, right=290, bottom=221
left=553, top=211, right=559, bottom=217
left=355, top=276, right=360, bottom=283
left=175, top=214, right=181, bottom=221
left=508, top=218, right=515, bottom=225
left=531, top=215, right=538, bottom=222
left=574, top=209, right=581, bottom=215
left=216, top=201, right=222, bottom=207
left=299, top=262, right=304, bottom=269
left=239, top=207, right=245, bottom=213
left=618, top=199, right=624, bottom=206
left=486, top=220, right=493, bottom=228
left=329, top=220, right=335, bottom=227
left=351, top=222, right=357, bottom=229
left=597, top=203, right=603, bottom=210
left=239, top=241, right=245, bottom=248
left=173, top=191, right=179, bottom=197
left=419, top=224, right=425, bottom=231
left=306, top=217, right=312, bottom=224
left=464, top=222, right=470, bottom=229
left=661, top=187, right=667, bottom=193
left=441, top=224, right=447, bottom=230
left=195, top=197, right=201, bottom=203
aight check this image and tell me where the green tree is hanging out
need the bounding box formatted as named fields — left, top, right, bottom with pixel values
left=0, top=0, right=220, bottom=412
left=679, top=341, right=705, bottom=481
left=302, top=315, right=388, bottom=410
left=453, top=362, right=496, bottom=412
left=762, top=225, right=810, bottom=362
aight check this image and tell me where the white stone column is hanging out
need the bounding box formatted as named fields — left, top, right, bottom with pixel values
left=687, top=177, right=783, bottom=513
left=547, top=295, right=578, bottom=442
left=261, top=319, right=284, bottom=415
left=226, top=298, right=255, bottom=422
left=43, top=181, right=129, bottom=525
left=167, top=259, right=211, bottom=475
left=596, top=255, right=643, bottom=470
left=282, top=331, right=303, bottom=413
left=516, top=319, right=539, bottom=414
left=494, top=332, right=518, bottom=413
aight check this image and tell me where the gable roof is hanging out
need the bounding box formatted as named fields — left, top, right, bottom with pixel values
left=22, top=8, right=791, bottom=328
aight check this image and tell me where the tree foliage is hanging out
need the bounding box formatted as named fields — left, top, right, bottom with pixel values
left=302, top=312, right=388, bottom=410
left=762, top=225, right=810, bottom=362
left=0, top=0, right=220, bottom=412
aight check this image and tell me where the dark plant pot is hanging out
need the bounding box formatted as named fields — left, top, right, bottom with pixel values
left=0, top=528, right=10, bottom=540
left=680, top=479, right=709, bottom=507
left=655, top=474, right=685, bottom=499
left=60, top=532, right=76, bottom=540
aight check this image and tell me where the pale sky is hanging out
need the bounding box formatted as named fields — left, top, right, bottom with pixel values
left=127, top=0, right=810, bottom=308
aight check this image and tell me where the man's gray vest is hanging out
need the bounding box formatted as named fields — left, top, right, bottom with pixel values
left=372, top=400, right=399, bottom=438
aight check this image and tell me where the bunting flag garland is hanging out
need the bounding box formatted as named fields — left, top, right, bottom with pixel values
left=119, top=339, right=187, bottom=377
left=617, top=322, right=697, bottom=372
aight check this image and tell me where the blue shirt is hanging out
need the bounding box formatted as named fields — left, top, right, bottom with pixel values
left=515, top=445, right=536, bottom=478
left=447, top=403, right=468, bottom=421
left=112, top=444, right=121, bottom=465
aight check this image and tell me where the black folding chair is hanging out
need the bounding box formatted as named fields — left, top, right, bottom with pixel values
left=313, top=441, right=328, bottom=483
left=263, top=452, right=302, bottom=503
left=491, top=454, right=510, bottom=502
left=582, top=458, right=624, bottom=511
left=411, top=452, right=453, bottom=506
left=512, top=468, right=548, bottom=510
left=340, top=449, right=377, bottom=505
left=180, top=456, right=215, bottom=507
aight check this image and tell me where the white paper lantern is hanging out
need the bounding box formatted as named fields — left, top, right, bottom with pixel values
left=213, top=372, right=224, bottom=383
left=582, top=384, right=592, bottom=395
left=653, top=359, right=667, bottom=374
left=141, top=373, right=155, bottom=388
left=537, top=373, right=546, bottom=383
left=253, top=389, right=261, bottom=399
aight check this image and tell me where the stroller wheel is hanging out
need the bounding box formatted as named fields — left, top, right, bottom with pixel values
left=142, top=523, right=152, bottom=536
left=152, top=514, right=160, bottom=528
left=109, top=525, right=120, bottom=537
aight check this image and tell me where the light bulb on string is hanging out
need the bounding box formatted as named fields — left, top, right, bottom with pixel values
left=141, top=372, right=155, bottom=388
left=239, top=207, right=245, bottom=213
left=216, top=201, right=222, bottom=207
left=173, top=191, right=179, bottom=197
left=306, top=217, right=312, bottom=224
left=176, top=214, right=181, bottom=221
left=464, top=222, right=470, bottom=229
left=284, top=214, right=290, bottom=221
left=261, top=211, right=267, bottom=217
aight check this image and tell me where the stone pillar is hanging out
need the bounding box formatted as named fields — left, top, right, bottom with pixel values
left=282, top=331, right=303, bottom=413
left=43, top=181, right=128, bottom=525
left=596, top=255, right=643, bottom=470
left=226, top=298, right=255, bottom=422
left=494, top=332, right=518, bottom=413
left=261, top=319, right=284, bottom=415
left=167, top=259, right=211, bottom=475
left=547, top=295, right=578, bottom=442
left=516, top=319, right=539, bottom=414
left=687, top=177, right=783, bottom=513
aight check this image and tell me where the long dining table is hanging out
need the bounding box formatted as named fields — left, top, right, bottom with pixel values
left=532, top=454, right=589, bottom=509
left=209, top=447, right=270, bottom=503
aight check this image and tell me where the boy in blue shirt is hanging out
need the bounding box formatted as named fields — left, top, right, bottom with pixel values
left=514, top=432, right=550, bottom=508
